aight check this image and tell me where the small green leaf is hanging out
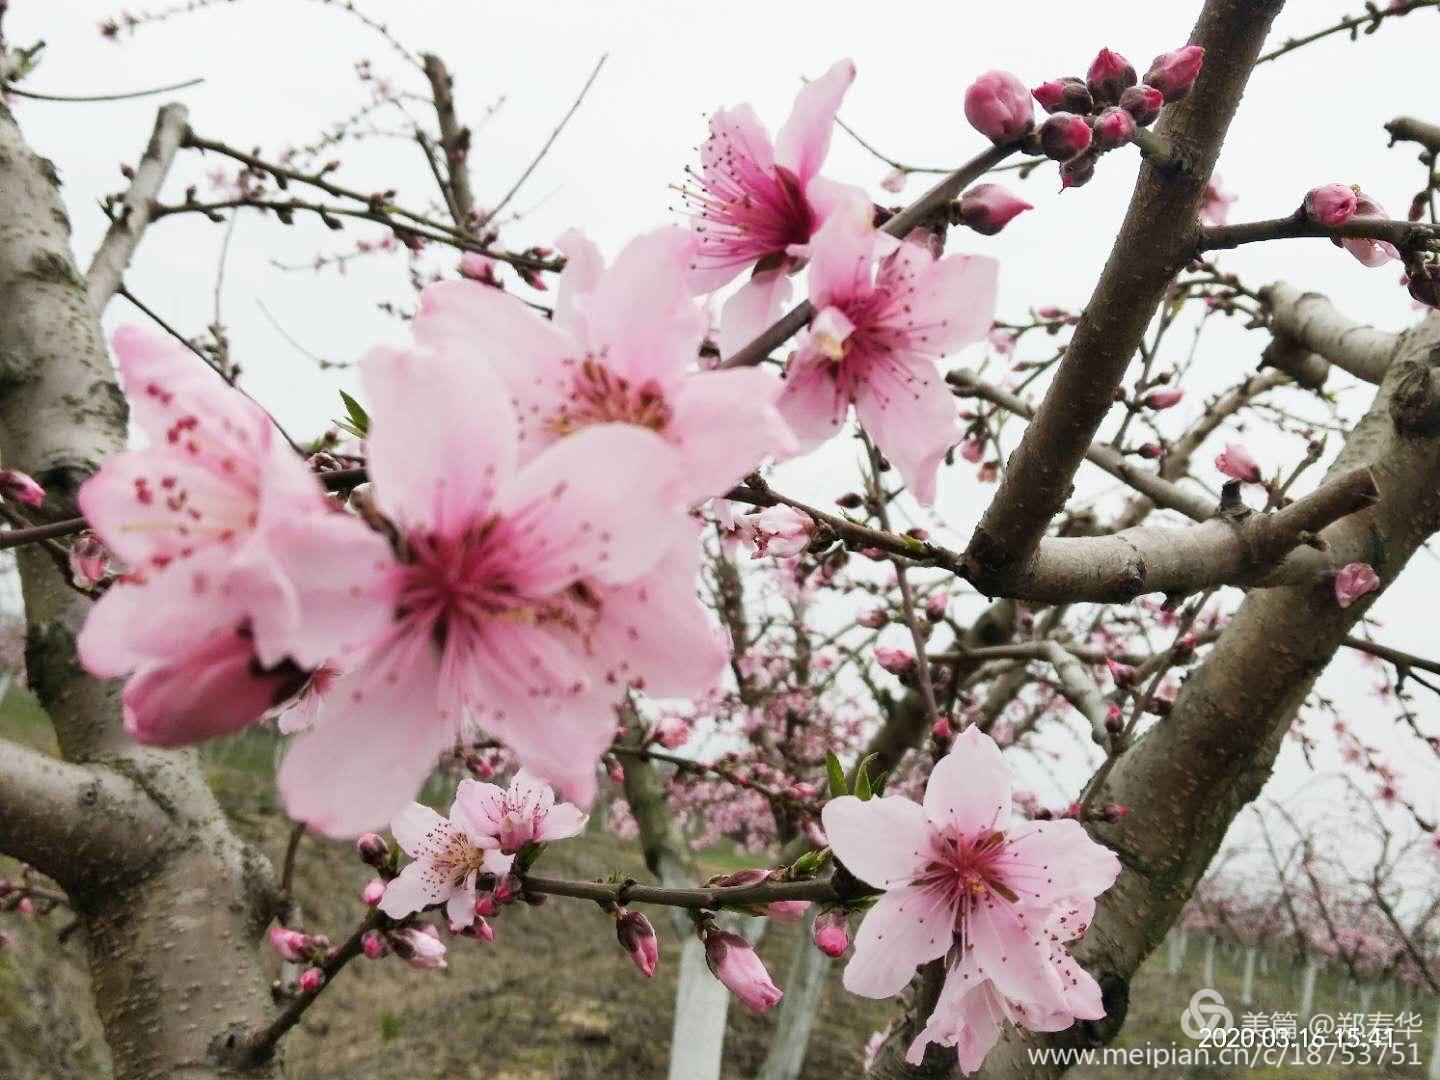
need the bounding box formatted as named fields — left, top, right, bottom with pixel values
left=870, top=770, right=889, bottom=798
left=338, top=390, right=370, bottom=436
left=825, top=750, right=848, bottom=799
left=854, top=754, right=880, bottom=801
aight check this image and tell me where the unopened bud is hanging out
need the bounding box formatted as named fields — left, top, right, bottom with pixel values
left=616, top=909, right=659, bottom=977
left=1304, top=184, right=1358, bottom=227
left=1142, top=388, right=1184, bottom=410
left=360, top=879, right=386, bottom=907
left=1143, top=45, right=1205, bottom=103
left=0, top=469, right=44, bottom=509
left=1106, top=658, right=1136, bottom=689
left=356, top=833, right=389, bottom=869
left=835, top=492, right=865, bottom=509
left=1119, top=84, right=1164, bottom=126
left=1092, top=107, right=1136, bottom=151
left=361, top=929, right=389, bottom=959
left=1086, top=48, right=1136, bottom=105
left=1406, top=261, right=1440, bottom=309
left=1032, top=77, right=1092, bottom=115
left=874, top=646, right=916, bottom=676
left=1059, top=151, right=1098, bottom=190
left=955, top=183, right=1033, bottom=235
left=298, top=967, right=326, bottom=993
left=1104, top=704, right=1125, bottom=734
left=1039, top=113, right=1093, bottom=161
left=964, top=70, right=1034, bottom=144
left=812, top=908, right=850, bottom=958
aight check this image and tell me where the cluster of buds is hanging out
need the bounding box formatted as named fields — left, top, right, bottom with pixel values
left=1029, top=44, right=1204, bottom=189
left=269, top=926, right=331, bottom=965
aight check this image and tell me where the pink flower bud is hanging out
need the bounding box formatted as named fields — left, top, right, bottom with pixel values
left=955, top=183, right=1032, bottom=236
left=812, top=908, right=850, bottom=958
left=874, top=646, right=916, bottom=676
left=932, top=714, right=953, bottom=740
left=1060, top=152, right=1097, bottom=190
left=17, top=897, right=34, bottom=915
left=1092, top=107, right=1136, bottom=151
left=269, top=926, right=311, bottom=963
left=1334, top=562, right=1380, bottom=609
left=924, top=593, right=948, bottom=622
left=1138, top=442, right=1164, bottom=459
left=474, top=893, right=499, bottom=917
left=458, top=252, right=499, bottom=286
left=879, top=167, right=906, bottom=194
left=390, top=926, right=448, bottom=970
left=1106, top=658, right=1136, bottom=688
left=766, top=900, right=810, bottom=923
left=356, top=833, right=389, bottom=868
left=750, top=504, right=816, bottom=560
left=361, top=930, right=389, bottom=959
left=959, top=436, right=986, bottom=463
left=360, top=879, right=386, bottom=907
left=607, top=757, right=625, bottom=784
left=298, top=966, right=325, bottom=993
left=964, top=70, right=1034, bottom=144
left=1039, top=113, right=1093, bottom=161
left=703, top=928, right=784, bottom=1012
left=1087, top=48, right=1136, bottom=105
left=1031, top=77, right=1092, bottom=116
left=1119, top=84, right=1164, bottom=126
left=69, top=532, right=110, bottom=589
left=1143, top=388, right=1184, bottom=410
left=0, top=469, right=44, bottom=509
left=857, top=609, right=888, bottom=629
left=1304, top=184, right=1358, bottom=227
left=616, top=909, right=659, bottom=977
left=1104, top=703, right=1125, bottom=734
left=1143, top=45, right=1205, bottom=103
left=1338, top=191, right=1401, bottom=266
left=1214, top=442, right=1262, bottom=484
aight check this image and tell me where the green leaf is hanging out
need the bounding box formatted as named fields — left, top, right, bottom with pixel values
left=854, top=754, right=881, bottom=801
left=870, top=770, right=889, bottom=798
left=338, top=390, right=370, bottom=437
left=824, top=750, right=848, bottom=799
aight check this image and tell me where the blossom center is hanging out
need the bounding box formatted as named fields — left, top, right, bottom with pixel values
left=547, top=358, right=672, bottom=437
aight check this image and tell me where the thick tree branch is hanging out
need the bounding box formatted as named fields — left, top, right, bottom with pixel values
left=421, top=54, right=477, bottom=226
left=86, top=102, right=189, bottom=310
left=1261, top=281, right=1398, bottom=384
left=962, top=0, right=1287, bottom=589
left=1385, top=115, right=1440, bottom=155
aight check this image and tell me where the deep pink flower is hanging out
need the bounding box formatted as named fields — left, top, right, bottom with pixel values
left=955, top=184, right=1032, bottom=236
left=681, top=59, right=858, bottom=293
left=277, top=331, right=713, bottom=836
left=964, top=71, right=1034, bottom=144
left=776, top=207, right=998, bottom=504
left=378, top=786, right=514, bottom=926
left=1119, top=85, right=1164, bottom=126
left=1092, top=107, right=1136, bottom=151
left=1338, top=191, right=1401, bottom=267
left=1305, top=184, right=1358, bottom=227
left=1086, top=48, right=1136, bottom=105
left=297, top=967, right=325, bottom=993
left=1031, top=79, right=1090, bottom=116
left=821, top=726, right=1119, bottom=1017
left=1143, top=388, right=1184, bottom=410
left=813, top=908, right=850, bottom=957
left=1199, top=178, right=1237, bottom=226
left=415, top=227, right=795, bottom=505
left=0, top=469, right=44, bottom=508
left=390, top=926, right=447, bottom=970
left=1334, top=562, right=1381, bottom=608
left=78, top=328, right=393, bottom=747
left=1214, top=442, right=1262, bottom=484
left=748, top=504, right=815, bottom=559
left=617, top=909, right=659, bottom=977
left=703, top=928, right=784, bottom=1012
left=462, top=770, right=588, bottom=854
left=1143, top=45, right=1205, bottom=103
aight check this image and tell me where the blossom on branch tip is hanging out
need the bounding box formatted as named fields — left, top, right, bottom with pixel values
left=1143, top=45, right=1204, bottom=103
left=1214, top=443, right=1262, bottom=484
left=875, top=647, right=916, bottom=676
left=777, top=206, right=998, bottom=505
left=822, top=726, right=1121, bottom=1073
left=377, top=787, right=515, bottom=927
left=297, top=967, right=325, bottom=993
left=681, top=58, right=860, bottom=292
left=0, top=469, right=44, bottom=509
left=1334, top=562, right=1380, bottom=608
left=361, top=879, right=386, bottom=907
left=964, top=71, right=1033, bottom=144
left=1304, top=184, right=1358, bottom=227
left=269, top=926, right=314, bottom=963
left=703, top=928, right=784, bottom=1012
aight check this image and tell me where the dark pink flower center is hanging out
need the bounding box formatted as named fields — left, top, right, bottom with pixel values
left=681, top=134, right=815, bottom=272
left=547, top=358, right=672, bottom=437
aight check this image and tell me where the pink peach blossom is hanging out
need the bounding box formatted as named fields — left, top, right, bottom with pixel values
left=462, top=770, right=588, bottom=854
left=276, top=332, right=716, bottom=836
left=1143, top=388, right=1184, bottom=410
left=681, top=59, right=859, bottom=292
left=1304, top=184, right=1357, bottom=227
left=378, top=788, right=514, bottom=927
left=749, top=504, right=815, bottom=559
left=964, top=71, right=1033, bottom=144
left=776, top=205, right=998, bottom=504
left=1087, top=48, right=1136, bottom=104
left=1214, top=442, right=1262, bottom=484
left=875, top=646, right=916, bottom=675
left=821, top=726, right=1119, bottom=1025
left=78, top=327, right=393, bottom=748
left=390, top=926, right=447, bottom=970
left=704, top=928, right=784, bottom=1012
left=1334, top=562, right=1381, bottom=608
left=1338, top=191, right=1401, bottom=267
left=361, top=879, right=386, bottom=907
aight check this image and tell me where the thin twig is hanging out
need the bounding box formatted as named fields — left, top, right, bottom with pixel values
left=6, top=76, right=203, bottom=103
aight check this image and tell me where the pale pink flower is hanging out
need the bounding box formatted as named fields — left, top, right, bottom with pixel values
left=78, top=328, right=392, bottom=747
left=462, top=769, right=588, bottom=854
left=776, top=205, right=998, bottom=504
left=390, top=926, right=448, bottom=970
left=821, top=726, right=1120, bottom=1012
left=616, top=909, right=659, bottom=977
left=1199, top=178, right=1237, bottom=226
left=1214, top=442, right=1262, bottom=484
left=1143, top=45, right=1205, bottom=103
left=276, top=336, right=710, bottom=836
left=1338, top=191, right=1401, bottom=267
left=1334, top=562, right=1381, bottom=608
left=378, top=788, right=514, bottom=927
left=704, top=928, right=784, bottom=1011
left=0, top=468, right=44, bottom=508
left=749, top=504, right=815, bottom=559
left=653, top=713, right=691, bottom=750
left=414, top=227, right=795, bottom=504
left=682, top=59, right=859, bottom=293
left=880, top=167, right=907, bottom=194
left=1304, top=184, right=1357, bottom=227
left=964, top=71, right=1033, bottom=144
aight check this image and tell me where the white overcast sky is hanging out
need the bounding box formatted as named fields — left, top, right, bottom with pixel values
left=7, top=1, right=1440, bottom=848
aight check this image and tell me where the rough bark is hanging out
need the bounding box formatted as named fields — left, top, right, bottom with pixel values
left=0, top=100, right=281, bottom=1079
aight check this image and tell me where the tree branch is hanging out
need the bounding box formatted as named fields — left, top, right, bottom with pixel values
left=1201, top=212, right=1440, bottom=253
left=421, top=54, right=477, bottom=226
left=1261, top=281, right=1398, bottom=384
